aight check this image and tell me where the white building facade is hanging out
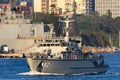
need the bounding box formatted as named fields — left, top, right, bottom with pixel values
left=33, top=0, right=94, bottom=15
left=95, top=0, right=120, bottom=18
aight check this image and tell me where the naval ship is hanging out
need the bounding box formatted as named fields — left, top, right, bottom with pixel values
left=25, top=16, right=108, bottom=75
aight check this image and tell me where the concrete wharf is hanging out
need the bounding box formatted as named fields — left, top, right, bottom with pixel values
left=0, top=53, right=24, bottom=58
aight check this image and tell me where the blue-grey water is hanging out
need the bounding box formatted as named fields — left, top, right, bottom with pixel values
left=0, top=53, right=120, bottom=80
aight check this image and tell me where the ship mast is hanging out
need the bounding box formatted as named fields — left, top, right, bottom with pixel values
left=59, top=18, right=74, bottom=42
left=59, top=0, right=74, bottom=42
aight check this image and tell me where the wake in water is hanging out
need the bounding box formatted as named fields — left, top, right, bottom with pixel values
left=18, top=71, right=99, bottom=76
left=105, top=71, right=120, bottom=75
left=18, top=71, right=65, bottom=76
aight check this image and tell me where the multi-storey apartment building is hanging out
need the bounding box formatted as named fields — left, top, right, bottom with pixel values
left=41, top=0, right=49, bottom=14
left=0, top=0, right=94, bottom=15
left=34, top=0, right=65, bottom=14
left=15, top=0, right=33, bottom=6
left=15, top=0, right=33, bottom=14
left=86, top=0, right=94, bottom=15
left=0, top=0, right=10, bottom=14
left=34, top=0, right=94, bottom=15
left=75, top=0, right=86, bottom=15
left=95, top=0, right=120, bottom=18
left=33, top=0, right=41, bottom=13
left=0, top=0, right=34, bottom=14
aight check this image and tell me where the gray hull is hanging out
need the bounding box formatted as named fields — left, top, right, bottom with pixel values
left=27, top=58, right=108, bottom=75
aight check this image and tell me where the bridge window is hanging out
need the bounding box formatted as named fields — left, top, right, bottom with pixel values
left=43, top=44, right=46, bottom=46
left=47, top=44, right=50, bottom=46
left=51, top=44, right=54, bottom=46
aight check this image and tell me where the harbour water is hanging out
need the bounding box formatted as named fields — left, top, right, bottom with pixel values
left=0, top=53, right=120, bottom=80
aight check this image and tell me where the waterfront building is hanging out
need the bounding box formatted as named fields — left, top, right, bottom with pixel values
left=75, top=0, right=86, bottom=15
left=33, top=0, right=41, bottom=13
left=15, top=0, right=33, bottom=6
left=86, top=0, right=94, bottom=15
left=0, top=9, right=47, bottom=51
left=95, top=0, right=120, bottom=18
left=0, top=0, right=10, bottom=14
left=41, top=0, right=49, bottom=14
left=0, top=0, right=95, bottom=15
left=33, top=0, right=94, bottom=15
left=0, top=0, right=33, bottom=15
left=15, top=0, right=33, bottom=14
